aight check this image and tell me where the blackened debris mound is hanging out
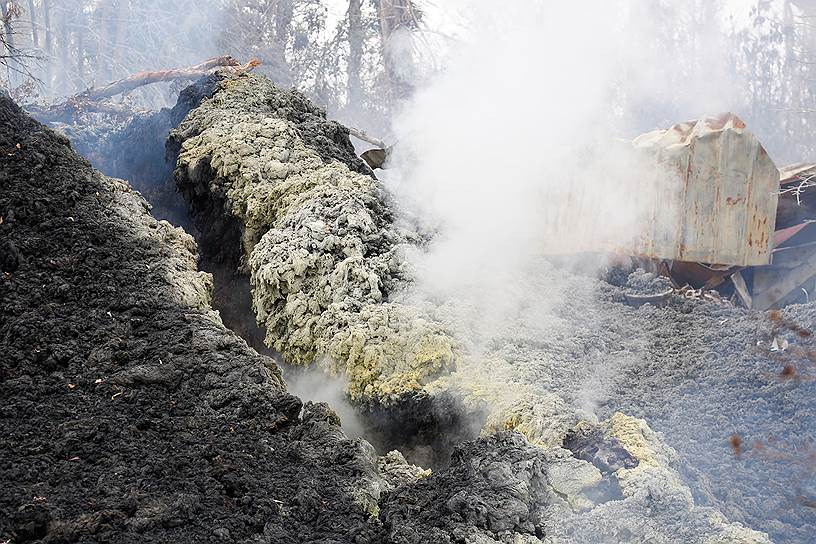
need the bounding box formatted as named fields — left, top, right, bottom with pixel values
left=563, top=426, right=638, bottom=473
left=26, top=75, right=222, bottom=229
left=96, top=75, right=223, bottom=227
left=379, top=432, right=550, bottom=543
left=0, top=92, right=387, bottom=543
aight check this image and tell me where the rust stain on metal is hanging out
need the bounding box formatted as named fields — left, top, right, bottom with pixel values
left=628, top=113, right=779, bottom=267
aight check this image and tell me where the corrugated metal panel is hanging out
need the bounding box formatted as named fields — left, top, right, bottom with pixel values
left=629, top=113, right=779, bottom=266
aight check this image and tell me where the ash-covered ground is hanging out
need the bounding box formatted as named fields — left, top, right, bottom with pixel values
left=7, top=85, right=606, bottom=544
left=166, top=73, right=813, bottom=543
left=7, top=71, right=814, bottom=543
left=0, top=90, right=398, bottom=543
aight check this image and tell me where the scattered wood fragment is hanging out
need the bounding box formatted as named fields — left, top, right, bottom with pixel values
left=347, top=126, right=393, bottom=169
left=731, top=271, right=752, bottom=308
left=348, top=126, right=387, bottom=149
left=111, top=385, right=125, bottom=399
left=361, top=147, right=391, bottom=169
left=675, top=285, right=734, bottom=305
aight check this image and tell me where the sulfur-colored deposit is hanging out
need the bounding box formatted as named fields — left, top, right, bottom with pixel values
left=3, top=3, right=816, bottom=543
left=172, top=74, right=458, bottom=406
left=168, top=72, right=806, bottom=542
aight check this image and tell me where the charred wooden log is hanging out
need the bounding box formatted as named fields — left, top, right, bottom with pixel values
left=81, top=56, right=257, bottom=101
left=26, top=56, right=261, bottom=124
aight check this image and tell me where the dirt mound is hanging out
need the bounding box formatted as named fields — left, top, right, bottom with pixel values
left=31, top=75, right=222, bottom=229
left=0, top=91, right=393, bottom=543
left=380, top=420, right=771, bottom=544
left=11, top=84, right=740, bottom=544
left=380, top=432, right=550, bottom=543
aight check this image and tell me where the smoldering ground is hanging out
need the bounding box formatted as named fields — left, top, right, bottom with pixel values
left=375, top=2, right=816, bottom=540
left=9, top=1, right=816, bottom=541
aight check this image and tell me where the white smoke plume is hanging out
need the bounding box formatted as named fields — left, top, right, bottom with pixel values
left=285, top=362, right=368, bottom=439
left=382, top=0, right=748, bottom=412
left=387, top=1, right=737, bottom=315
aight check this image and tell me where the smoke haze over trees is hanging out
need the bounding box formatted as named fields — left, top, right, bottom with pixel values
left=1, top=0, right=813, bottom=162
left=0, top=0, right=430, bottom=135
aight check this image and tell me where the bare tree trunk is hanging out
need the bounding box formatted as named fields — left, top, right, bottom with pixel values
left=26, top=0, right=37, bottom=48
left=1, top=2, right=14, bottom=50
left=96, top=0, right=113, bottom=84
left=376, top=0, right=416, bottom=103
left=275, top=0, right=293, bottom=47
left=348, top=0, right=363, bottom=107
left=1, top=1, right=16, bottom=87
left=75, top=24, right=84, bottom=89
left=783, top=0, right=797, bottom=118
left=42, top=0, right=51, bottom=94
left=113, top=0, right=125, bottom=69
left=84, top=55, right=252, bottom=101
left=272, top=0, right=293, bottom=85
left=57, top=6, right=68, bottom=92
left=28, top=56, right=260, bottom=124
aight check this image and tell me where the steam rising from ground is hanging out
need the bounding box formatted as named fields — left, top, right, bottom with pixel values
left=387, top=1, right=732, bottom=323
left=285, top=362, right=367, bottom=439
left=384, top=0, right=741, bottom=410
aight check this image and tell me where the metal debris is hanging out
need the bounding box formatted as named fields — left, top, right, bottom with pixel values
left=622, top=118, right=816, bottom=310
left=623, top=289, right=673, bottom=307
left=631, top=113, right=779, bottom=267
left=721, top=166, right=816, bottom=310
left=770, top=336, right=789, bottom=352
left=675, top=285, right=734, bottom=305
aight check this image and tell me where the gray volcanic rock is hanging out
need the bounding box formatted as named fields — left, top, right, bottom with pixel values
left=25, top=68, right=816, bottom=543
left=166, top=73, right=776, bottom=543
left=380, top=432, right=550, bottom=543
left=380, top=424, right=769, bottom=544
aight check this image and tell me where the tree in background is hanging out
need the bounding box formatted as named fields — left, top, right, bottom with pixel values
left=3, top=0, right=428, bottom=135
left=1, top=0, right=40, bottom=93
left=603, top=0, right=816, bottom=164
left=218, top=0, right=427, bottom=134
left=375, top=0, right=420, bottom=103
left=217, top=0, right=293, bottom=88
left=728, top=0, right=816, bottom=163
left=6, top=0, right=816, bottom=161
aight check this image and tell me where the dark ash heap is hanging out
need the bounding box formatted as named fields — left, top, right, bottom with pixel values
left=5, top=83, right=755, bottom=544
left=27, top=76, right=223, bottom=229
left=0, top=90, right=391, bottom=542
left=8, top=68, right=810, bottom=543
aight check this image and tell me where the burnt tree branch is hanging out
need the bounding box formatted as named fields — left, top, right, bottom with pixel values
left=80, top=55, right=258, bottom=101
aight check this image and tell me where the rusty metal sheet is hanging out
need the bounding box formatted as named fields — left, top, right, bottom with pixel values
left=752, top=249, right=816, bottom=310
left=629, top=113, right=779, bottom=266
